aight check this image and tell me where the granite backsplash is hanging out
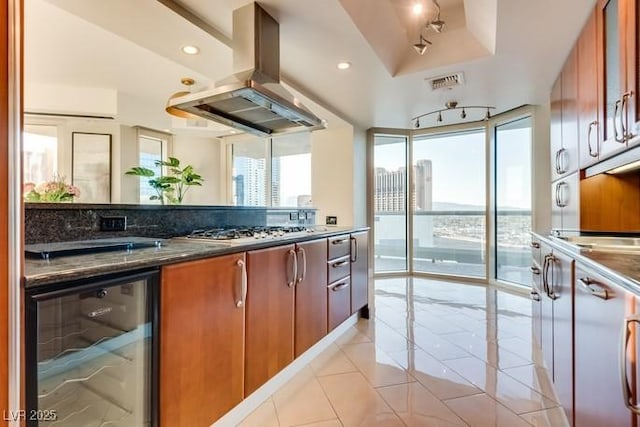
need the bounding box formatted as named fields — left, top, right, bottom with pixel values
left=25, top=203, right=317, bottom=244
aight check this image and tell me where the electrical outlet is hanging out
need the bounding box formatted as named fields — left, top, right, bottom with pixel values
left=100, top=216, right=127, bottom=231
left=326, top=216, right=337, bottom=225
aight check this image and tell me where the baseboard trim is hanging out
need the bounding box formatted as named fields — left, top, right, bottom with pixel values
left=212, top=313, right=359, bottom=427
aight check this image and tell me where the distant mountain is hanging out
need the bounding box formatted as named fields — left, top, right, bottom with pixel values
left=431, top=202, right=484, bottom=211
left=430, top=202, right=530, bottom=211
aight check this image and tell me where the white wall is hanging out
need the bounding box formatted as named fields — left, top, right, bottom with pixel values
left=172, top=135, right=224, bottom=205
left=312, top=126, right=355, bottom=226
left=352, top=127, right=368, bottom=226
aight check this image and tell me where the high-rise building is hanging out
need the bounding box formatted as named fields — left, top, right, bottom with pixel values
left=374, top=160, right=432, bottom=212
left=233, top=156, right=267, bottom=206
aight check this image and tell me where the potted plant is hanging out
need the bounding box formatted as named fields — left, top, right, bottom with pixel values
left=23, top=175, right=81, bottom=202
left=126, top=157, right=204, bottom=205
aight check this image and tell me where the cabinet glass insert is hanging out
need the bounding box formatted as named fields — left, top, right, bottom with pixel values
left=604, top=0, right=621, bottom=141
left=27, top=273, right=155, bottom=426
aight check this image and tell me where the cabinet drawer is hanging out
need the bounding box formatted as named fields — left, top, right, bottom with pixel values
left=328, top=255, right=350, bottom=283
left=328, top=235, right=350, bottom=260
left=328, top=276, right=351, bottom=331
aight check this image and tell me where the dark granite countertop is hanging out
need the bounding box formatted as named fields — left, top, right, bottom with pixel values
left=532, top=232, right=640, bottom=297
left=24, top=226, right=368, bottom=288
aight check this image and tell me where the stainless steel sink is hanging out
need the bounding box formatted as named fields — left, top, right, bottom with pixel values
left=559, top=235, right=640, bottom=252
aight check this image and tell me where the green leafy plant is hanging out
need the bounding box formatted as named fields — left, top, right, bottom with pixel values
left=125, top=157, right=203, bottom=205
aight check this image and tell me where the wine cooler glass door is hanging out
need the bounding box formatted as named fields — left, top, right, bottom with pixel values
left=27, top=271, right=157, bottom=427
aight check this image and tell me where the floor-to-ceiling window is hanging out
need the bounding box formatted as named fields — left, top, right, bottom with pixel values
left=369, top=109, right=533, bottom=288
left=412, top=129, right=486, bottom=278
left=373, top=134, right=408, bottom=273
left=495, top=117, right=533, bottom=285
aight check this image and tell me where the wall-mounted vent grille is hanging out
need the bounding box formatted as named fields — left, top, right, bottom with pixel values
left=426, top=72, right=465, bottom=91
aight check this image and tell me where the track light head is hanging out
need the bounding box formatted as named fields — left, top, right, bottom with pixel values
left=413, top=34, right=432, bottom=55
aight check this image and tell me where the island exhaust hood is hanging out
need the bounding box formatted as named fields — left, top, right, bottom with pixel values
left=167, top=2, right=324, bottom=136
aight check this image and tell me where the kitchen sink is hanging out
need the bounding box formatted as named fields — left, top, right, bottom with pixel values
left=558, top=235, right=640, bottom=252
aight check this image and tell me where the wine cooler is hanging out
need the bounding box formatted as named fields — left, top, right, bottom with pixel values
left=25, top=269, right=159, bottom=427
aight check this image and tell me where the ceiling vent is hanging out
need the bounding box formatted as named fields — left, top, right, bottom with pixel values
left=426, top=72, right=465, bottom=91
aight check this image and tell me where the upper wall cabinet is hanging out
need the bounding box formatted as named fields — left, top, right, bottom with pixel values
left=597, top=0, right=639, bottom=156
left=562, top=46, right=580, bottom=176
left=578, top=10, right=601, bottom=167
left=551, top=76, right=564, bottom=181
left=552, top=48, right=580, bottom=181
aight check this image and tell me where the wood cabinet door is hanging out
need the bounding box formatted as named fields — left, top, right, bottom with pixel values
left=350, top=231, right=369, bottom=314
left=549, top=250, right=574, bottom=426
left=598, top=0, right=628, bottom=156
left=160, top=253, right=246, bottom=427
left=624, top=0, right=640, bottom=145
left=578, top=9, right=602, bottom=167
left=575, top=264, right=632, bottom=427
left=245, top=244, right=295, bottom=396
left=551, top=76, right=564, bottom=182
left=294, top=239, right=327, bottom=358
left=562, top=46, right=580, bottom=175
left=540, top=244, right=555, bottom=376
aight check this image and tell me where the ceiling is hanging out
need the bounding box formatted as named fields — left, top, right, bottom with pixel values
left=25, top=0, right=596, bottom=134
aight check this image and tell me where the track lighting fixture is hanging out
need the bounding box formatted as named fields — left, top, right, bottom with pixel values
left=412, top=0, right=445, bottom=54
left=413, top=34, right=432, bottom=55
left=411, top=102, right=496, bottom=128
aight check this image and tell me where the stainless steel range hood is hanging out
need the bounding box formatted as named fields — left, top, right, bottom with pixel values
left=168, top=2, right=324, bottom=137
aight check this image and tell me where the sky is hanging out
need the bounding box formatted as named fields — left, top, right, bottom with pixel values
left=375, top=123, right=532, bottom=209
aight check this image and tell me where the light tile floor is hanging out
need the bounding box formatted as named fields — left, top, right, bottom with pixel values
left=238, top=277, right=569, bottom=427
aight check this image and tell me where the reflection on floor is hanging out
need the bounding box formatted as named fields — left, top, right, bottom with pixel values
left=238, top=277, right=569, bottom=427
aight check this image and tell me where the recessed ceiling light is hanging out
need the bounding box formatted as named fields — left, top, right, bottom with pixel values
left=337, top=61, right=351, bottom=70
left=181, top=45, right=200, bottom=55
left=412, top=2, right=423, bottom=15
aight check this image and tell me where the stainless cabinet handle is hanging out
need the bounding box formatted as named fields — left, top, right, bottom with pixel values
left=577, top=277, right=609, bottom=300
left=621, top=315, right=640, bottom=414
left=332, top=259, right=349, bottom=268
left=331, top=238, right=348, bottom=245
left=587, top=120, right=599, bottom=157
left=555, top=149, right=561, bottom=174
left=287, top=249, right=298, bottom=288
left=531, top=242, right=540, bottom=249
left=557, top=148, right=567, bottom=174
left=530, top=291, right=540, bottom=302
left=296, top=247, right=306, bottom=284
left=622, top=91, right=634, bottom=141
left=557, top=182, right=569, bottom=208
left=236, top=259, right=247, bottom=308
left=542, top=254, right=550, bottom=296
left=530, top=265, right=540, bottom=275
left=350, top=236, right=358, bottom=262
left=614, top=99, right=625, bottom=143
left=329, top=278, right=350, bottom=291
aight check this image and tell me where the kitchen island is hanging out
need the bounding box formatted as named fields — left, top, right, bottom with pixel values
left=24, top=226, right=370, bottom=427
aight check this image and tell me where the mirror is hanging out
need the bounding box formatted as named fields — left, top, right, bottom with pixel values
left=23, top=0, right=341, bottom=209
left=23, top=0, right=233, bottom=205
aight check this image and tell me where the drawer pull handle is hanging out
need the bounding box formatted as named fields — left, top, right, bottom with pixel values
left=332, top=282, right=350, bottom=292
left=530, top=291, right=540, bottom=302
left=331, top=238, right=348, bottom=245
left=531, top=242, right=540, bottom=249
left=332, top=260, right=349, bottom=268
left=530, top=266, right=540, bottom=275
left=577, top=277, right=609, bottom=300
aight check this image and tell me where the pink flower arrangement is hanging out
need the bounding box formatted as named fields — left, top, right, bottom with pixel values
left=24, top=175, right=80, bottom=202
